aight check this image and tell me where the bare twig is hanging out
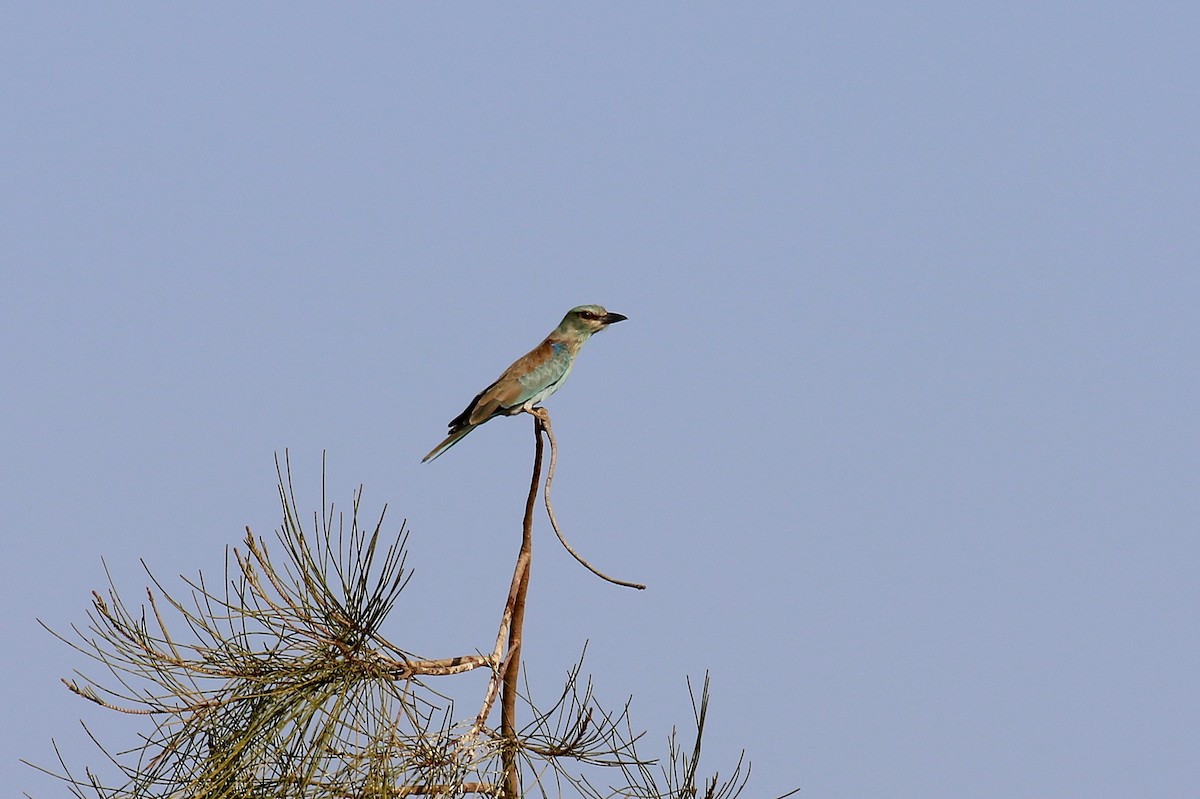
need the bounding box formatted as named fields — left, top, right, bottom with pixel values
left=498, top=413, right=543, bottom=799
left=389, top=781, right=497, bottom=796
left=454, top=561, right=524, bottom=760
left=524, top=407, right=646, bottom=591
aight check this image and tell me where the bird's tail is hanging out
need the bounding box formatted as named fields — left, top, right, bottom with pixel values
left=421, top=425, right=475, bottom=463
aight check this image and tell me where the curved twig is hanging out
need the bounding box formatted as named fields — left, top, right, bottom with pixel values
left=526, top=408, right=646, bottom=591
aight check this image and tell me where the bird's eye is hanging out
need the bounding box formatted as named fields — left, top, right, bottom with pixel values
left=579, top=311, right=596, bottom=319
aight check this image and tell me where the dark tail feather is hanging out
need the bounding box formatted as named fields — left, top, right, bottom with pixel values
left=421, top=425, right=475, bottom=463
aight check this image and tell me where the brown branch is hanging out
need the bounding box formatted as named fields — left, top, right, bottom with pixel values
left=529, top=408, right=646, bottom=591
left=455, top=420, right=543, bottom=764
left=391, top=653, right=491, bottom=678
left=388, top=783, right=496, bottom=797
left=499, top=413, right=543, bottom=799
left=453, top=613, right=517, bottom=760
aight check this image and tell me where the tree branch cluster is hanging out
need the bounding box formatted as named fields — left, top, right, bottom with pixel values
left=29, top=420, right=792, bottom=799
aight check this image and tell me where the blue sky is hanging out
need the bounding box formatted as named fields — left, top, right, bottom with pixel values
left=3, top=4, right=1197, bottom=797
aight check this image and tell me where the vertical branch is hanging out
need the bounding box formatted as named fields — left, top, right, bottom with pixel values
left=500, top=412, right=544, bottom=799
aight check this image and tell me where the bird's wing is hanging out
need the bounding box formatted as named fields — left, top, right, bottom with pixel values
left=457, top=340, right=569, bottom=425
left=442, top=340, right=574, bottom=434
left=513, top=340, right=574, bottom=400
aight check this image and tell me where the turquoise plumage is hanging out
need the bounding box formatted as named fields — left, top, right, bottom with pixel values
left=422, top=305, right=627, bottom=462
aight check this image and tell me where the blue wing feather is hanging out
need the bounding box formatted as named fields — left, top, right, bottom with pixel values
left=515, top=342, right=572, bottom=404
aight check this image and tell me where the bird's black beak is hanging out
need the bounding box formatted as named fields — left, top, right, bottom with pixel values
left=602, top=312, right=628, bottom=325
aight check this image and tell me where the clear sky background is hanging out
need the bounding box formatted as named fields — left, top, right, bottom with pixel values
left=3, top=4, right=1197, bottom=797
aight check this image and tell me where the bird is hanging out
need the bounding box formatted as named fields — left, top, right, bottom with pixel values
left=422, top=304, right=627, bottom=462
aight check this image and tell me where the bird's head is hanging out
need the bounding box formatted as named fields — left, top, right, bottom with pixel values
left=560, top=304, right=628, bottom=337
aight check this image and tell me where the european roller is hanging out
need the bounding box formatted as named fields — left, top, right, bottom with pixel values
left=422, top=305, right=627, bottom=462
